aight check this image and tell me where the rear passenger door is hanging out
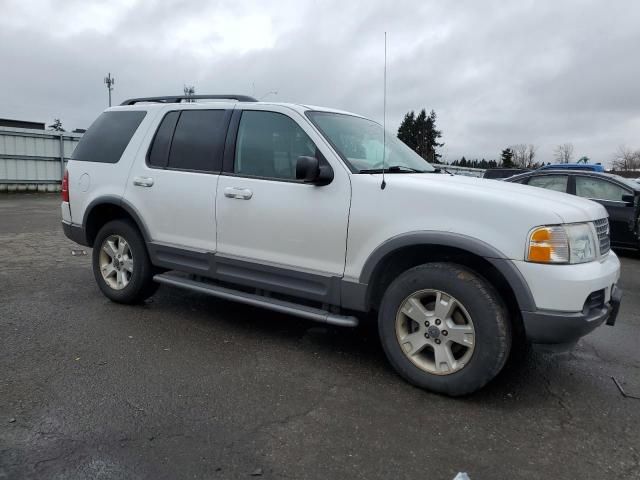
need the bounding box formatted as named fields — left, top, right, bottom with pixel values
left=125, top=107, right=231, bottom=254
left=525, top=174, right=570, bottom=193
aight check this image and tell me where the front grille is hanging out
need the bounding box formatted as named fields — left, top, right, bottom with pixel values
left=594, top=218, right=610, bottom=256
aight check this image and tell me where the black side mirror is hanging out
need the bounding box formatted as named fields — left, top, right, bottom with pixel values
left=621, top=194, right=636, bottom=206
left=295, top=156, right=333, bottom=185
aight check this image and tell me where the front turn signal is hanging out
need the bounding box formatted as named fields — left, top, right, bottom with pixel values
left=527, top=226, right=569, bottom=264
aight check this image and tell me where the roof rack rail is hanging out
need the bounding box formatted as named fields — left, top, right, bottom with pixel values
left=120, top=94, right=258, bottom=105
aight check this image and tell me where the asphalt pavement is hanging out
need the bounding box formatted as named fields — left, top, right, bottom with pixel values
left=1, top=194, right=639, bottom=480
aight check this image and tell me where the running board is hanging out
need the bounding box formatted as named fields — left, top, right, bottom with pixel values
left=153, top=273, right=359, bottom=328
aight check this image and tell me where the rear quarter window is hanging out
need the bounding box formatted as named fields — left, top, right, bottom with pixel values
left=71, top=111, right=146, bottom=163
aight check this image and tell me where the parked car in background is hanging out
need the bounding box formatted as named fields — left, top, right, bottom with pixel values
left=537, top=163, right=605, bottom=173
left=506, top=170, right=640, bottom=250
left=482, top=168, right=529, bottom=179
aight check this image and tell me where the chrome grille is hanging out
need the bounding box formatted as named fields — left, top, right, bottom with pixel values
left=594, top=218, right=610, bottom=256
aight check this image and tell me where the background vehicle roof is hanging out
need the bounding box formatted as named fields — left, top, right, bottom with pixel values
left=505, top=169, right=640, bottom=191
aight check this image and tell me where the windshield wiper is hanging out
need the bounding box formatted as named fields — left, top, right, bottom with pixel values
left=359, top=165, right=430, bottom=174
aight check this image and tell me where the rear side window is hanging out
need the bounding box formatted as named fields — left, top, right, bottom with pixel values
left=148, top=111, right=180, bottom=168
left=527, top=175, right=568, bottom=193
left=72, top=111, right=146, bottom=163
left=166, top=110, right=228, bottom=172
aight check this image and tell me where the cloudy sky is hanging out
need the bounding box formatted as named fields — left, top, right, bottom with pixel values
left=1, top=0, right=638, bottom=165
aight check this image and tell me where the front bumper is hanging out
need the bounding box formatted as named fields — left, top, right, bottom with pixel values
left=522, top=285, right=622, bottom=344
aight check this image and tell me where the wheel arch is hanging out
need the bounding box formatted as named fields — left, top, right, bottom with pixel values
left=83, top=196, right=151, bottom=247
left=351, top=232, right=535, bottom=319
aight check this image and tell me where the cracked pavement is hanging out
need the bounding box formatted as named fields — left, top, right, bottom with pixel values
left=1, top=194, right=639, bottom=479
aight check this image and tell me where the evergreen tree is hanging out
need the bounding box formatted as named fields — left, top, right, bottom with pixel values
left=397, top=111, right=416, bottom=150
left=426, top=110, right=444, bottom=162
left=396, top=108, right=443, bottom=162
left=413, top=109, right=429, bottom=160
left=48, top=118, right=65, bottom=132
left=500, top=148, right=514, bottom=168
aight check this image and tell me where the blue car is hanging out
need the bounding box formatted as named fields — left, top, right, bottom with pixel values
left=538, top=163, right=605, bottom=172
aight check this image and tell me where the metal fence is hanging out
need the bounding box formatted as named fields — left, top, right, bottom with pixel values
left=437, top=165, right=485, bottom=177
left=0, top=127, right=83, bottom=192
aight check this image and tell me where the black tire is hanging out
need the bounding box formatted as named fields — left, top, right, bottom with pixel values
left=378, top=262, right=511, bottom=396
left=92, top=219, right=158, bottom=304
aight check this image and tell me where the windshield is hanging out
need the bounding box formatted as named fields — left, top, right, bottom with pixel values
left=307, top=111, right=436, bottom=173
left=605, top=173, right=640, bottom=190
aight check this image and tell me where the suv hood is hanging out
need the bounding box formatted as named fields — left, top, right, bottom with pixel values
left=404, top=173, right=607, bottom=224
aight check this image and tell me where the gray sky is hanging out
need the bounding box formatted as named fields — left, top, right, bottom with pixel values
left=1, top=0, right=638, bottom=165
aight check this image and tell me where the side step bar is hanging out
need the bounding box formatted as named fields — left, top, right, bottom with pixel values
left=153, top=273, right=359, bottom=328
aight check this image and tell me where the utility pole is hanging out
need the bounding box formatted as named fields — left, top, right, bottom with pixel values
left=104, top=73, right=115, bottom=107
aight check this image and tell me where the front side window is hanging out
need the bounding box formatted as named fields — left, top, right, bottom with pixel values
left=307, top=111, right=435, bottom=173
left=575, top=176, right=629, bottom=202
left=234, top=111, right=316, bottom=180
left=72, top=111, right=146, bottom=163
left=166, top=110, right=228, bottom=172
left=527, top=175, right=568, bottom=193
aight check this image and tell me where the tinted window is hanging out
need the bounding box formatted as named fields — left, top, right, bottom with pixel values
left=509, top=177, right=529, bottom=184
left=575, top=176, right=630, bottom=201
left=527, top=175, right=568, bottom=192
left=167, top=110, right=228, bottom=172
left=235, top=111, right=316, bottom=179
left=148, top=111, right=179, bottom=168
left=72, top=111, right=146, bottom=163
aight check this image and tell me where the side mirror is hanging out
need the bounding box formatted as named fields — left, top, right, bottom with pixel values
left=621, top=193, right=636, bottom=206
left=295, top=156, right=333, bottom=185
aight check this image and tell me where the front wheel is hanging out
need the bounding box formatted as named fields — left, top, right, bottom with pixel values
left=92, top=219, right=158, bottom=304
left=378, top=262, right=511, bottom=396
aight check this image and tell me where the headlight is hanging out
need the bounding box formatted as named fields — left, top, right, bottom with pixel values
left=527, top=223, right=597, bottom=264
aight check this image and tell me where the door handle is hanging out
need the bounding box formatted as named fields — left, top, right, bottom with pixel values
left=133, top=176, right=154, bottom=187
left=224, top=187, right=253, bottom=200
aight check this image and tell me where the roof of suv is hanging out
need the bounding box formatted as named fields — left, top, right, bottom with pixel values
left=116, top=94, right=363, bottom=118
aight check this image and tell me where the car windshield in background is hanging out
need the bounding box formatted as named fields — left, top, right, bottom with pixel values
left=605, top=173, right=640, bottom=190
left=307, top=111, right=436, bottom=173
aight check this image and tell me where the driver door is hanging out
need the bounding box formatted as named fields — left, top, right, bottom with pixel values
left=214, top=107, right=351, bottom=302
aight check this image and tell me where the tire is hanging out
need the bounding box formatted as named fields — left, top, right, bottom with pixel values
left=92, top=219, right=158, bottom=304
left=378, top=262, right=511, bottom=396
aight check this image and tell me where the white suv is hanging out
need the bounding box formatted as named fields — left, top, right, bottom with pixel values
left=61, top=94, right=622, bottom=396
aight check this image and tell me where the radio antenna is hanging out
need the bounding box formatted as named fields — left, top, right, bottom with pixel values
left=381, top=32, right=388, bottom=190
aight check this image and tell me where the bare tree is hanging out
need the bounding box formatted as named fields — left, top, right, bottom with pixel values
left=526, top=144, right=537, bottom=168
left=554, top=143, right=574, bottom=163
left=510, top=144, right=537, bottom=168
left=510, top=144, right=528, bottom=168
left=611, top=145, right=640, bottom=171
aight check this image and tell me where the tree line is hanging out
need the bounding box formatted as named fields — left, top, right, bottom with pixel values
left=396, top=110, right=640, bottom=171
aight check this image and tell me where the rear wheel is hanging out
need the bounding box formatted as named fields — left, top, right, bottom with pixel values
left=92, top=219, right=158, bottom=304
left=378, top=262, right=511, bottom=396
